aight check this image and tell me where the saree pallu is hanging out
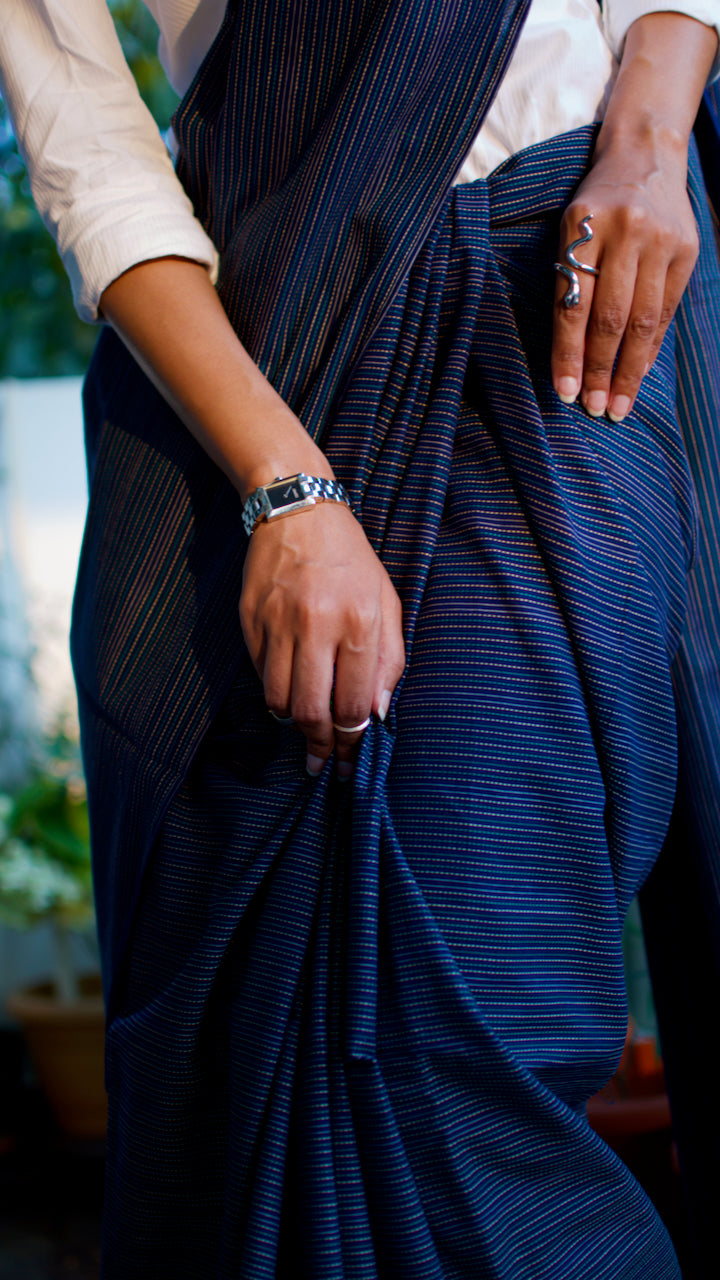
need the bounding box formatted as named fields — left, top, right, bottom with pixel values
left=79, top=127, right=702, bottom=1278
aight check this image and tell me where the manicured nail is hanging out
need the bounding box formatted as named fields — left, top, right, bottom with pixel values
left=607, top=395, right=632, bottom=423
left=584, top=390, right=607, bottom=418
left=336, top=760, right=354, bottom=782
left=557, top=376, right=580, bottom=404
left=306, top=754, right=324, bottom=777
left=377, top=689, right=392, bottom=722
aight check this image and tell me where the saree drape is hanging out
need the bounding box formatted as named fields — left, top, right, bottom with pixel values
left=639, top=81, right=720, bottom=1278
left=70, top=1, right=720, bottom=1275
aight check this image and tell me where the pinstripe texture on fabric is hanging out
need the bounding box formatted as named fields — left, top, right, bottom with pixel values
left=72, top=3, right=720, bottom=1273
left=76, top=0, right=531, bottom=1017
left=89, top=129, right=693, bottom=1277
left=670, top=137, right=720, bottom=915
left=638, top=114, right=720, bottom=1275
left=173, top=0, right=531, bottom=432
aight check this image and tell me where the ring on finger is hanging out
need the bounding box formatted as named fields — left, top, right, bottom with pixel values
left=268, top=708, right=295, bottom=725
left=554, top=213, right=600, bottom=309
left=332, top=716, right=371, bottom=734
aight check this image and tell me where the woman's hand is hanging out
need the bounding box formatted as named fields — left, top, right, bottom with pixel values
left=100, top=258, right=405, bottom=777
left=240, top=502, right=405, bottom=778
left=552, top=145, right=698, bottom=422
left=551, top=11, right=718, bottom=422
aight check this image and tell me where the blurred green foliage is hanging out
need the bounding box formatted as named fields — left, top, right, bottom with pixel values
left=0, top=0, right=178, bottom=378
left=0, top=724, right=91, bottom=931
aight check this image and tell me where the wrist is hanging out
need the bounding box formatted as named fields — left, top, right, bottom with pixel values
left=238, top=442, right=335, bottom=504
left=597, top=13, right=718, bottom=164
left=242, top=473, right=352, bottom=536
left=198, top=388, right=333, bottom=501
left=594, top=109, right=690, bottom=170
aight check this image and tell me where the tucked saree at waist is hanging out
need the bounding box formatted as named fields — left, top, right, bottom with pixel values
left=71, top=0, right=720, bottom=1273
left=77, top=127, right=699, bottom=1276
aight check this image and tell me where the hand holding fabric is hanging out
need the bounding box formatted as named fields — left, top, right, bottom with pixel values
left=99, top=258, right=406, bottom=781
left=240, top=502, right=405, bottom=778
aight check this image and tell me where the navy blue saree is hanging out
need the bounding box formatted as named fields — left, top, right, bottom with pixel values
left=71, top=1, right=720, bottom=1275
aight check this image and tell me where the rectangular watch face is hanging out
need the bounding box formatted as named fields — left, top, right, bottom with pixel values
left=264, top=476, right=315, bottom=520
left=268, top=478, right=307, bottom=508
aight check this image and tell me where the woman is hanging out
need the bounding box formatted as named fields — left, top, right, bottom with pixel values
left=1, top=1, right=719, bottom=1275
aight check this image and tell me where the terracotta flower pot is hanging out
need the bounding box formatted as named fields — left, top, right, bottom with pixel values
left=587, top=1028, right=671, bottom=1142
left=6, top=972, right=106, bottom=1140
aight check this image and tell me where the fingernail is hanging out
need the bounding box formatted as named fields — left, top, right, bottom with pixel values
left=377, top=689, right=392, bottom=723
left=557, top=376, right=580, bottom=404
left=607, top=394, right=632, bottom=423
left=584, top=390, right=607, bottom=418
left=306, top=754, right=324, bottom=777
left=336, top=761, right=354, bottom=782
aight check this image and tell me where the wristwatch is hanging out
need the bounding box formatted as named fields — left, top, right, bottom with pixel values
left=242, top=473, right=352, bottom=536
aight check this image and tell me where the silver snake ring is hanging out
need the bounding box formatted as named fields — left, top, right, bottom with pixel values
left=554, top=215, right=600, bottom=309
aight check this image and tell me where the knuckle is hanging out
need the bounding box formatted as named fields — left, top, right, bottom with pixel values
left=334, top=699, right=370, bottom=729
left=346, top=598, right=380, bottom=637
left=612, top=373, right=642, bottom=399
left=561, top=200, right=587, bottom=235
left=618, top=202, right=648, bottom=239
left=294, top=596, right=320, bottom=632
left=292, top=701, right=326, bottom=732
left=554, top=301, right=588, bottom=328
left=627, top=311, right=658, bottom=343
left=583, top=357, right=613, bottom=380
left=680, top=224, right=699, bottom=259
left=592, top=304, right=625, bottom=340
left=263, top=593, right=286, bottom=627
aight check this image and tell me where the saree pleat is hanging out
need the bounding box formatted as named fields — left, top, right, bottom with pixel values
left=639, top=117, right=720, bottom=1274
left=71, top=1, right=720, bottom=1273
left=91, top=129, right=699, bottom=1276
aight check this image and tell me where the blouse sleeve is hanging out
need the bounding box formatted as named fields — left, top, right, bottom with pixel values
left=602, top=0, right=720, bottom=80
left=0, top=0, right=218, bottom=322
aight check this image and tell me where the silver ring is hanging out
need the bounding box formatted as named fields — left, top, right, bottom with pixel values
left=268, top=709, right=294, bottom=725
left=332, top=716, right=371, bottom=734
left=554, top=214, right=599, bottom=309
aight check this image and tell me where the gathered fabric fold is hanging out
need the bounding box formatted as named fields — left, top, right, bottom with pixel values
left=87, top=130, right=697, bottom=1277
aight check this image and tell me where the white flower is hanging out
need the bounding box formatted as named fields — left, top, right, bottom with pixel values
left=0, top=838, right=83, bottom=918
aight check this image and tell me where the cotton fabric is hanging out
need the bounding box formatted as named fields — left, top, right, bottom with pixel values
left=62, top=0, right=720, bottom=1272
left=88, top=122, right=700, bottom=1278
left=1, top=0, right=720, bottom=319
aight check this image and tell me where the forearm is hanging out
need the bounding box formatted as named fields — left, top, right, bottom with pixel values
left=99, top=257, right=333, bottom=499
left=596, top=12, right=717, bottom=163
left=100, top=255, right=404, bottom=775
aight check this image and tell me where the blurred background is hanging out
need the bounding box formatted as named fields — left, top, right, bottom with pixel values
left=0, top=6, right=175, bottom=1276
left=0, top=3, right=700, bottom=1276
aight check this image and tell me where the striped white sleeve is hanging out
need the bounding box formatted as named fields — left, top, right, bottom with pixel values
left=0, top=0, right=219, bottom=322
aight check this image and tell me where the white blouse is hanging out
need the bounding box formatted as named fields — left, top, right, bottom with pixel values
left=0, top=0, right=718, bottom=322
